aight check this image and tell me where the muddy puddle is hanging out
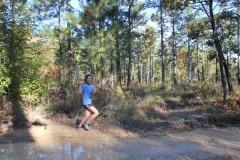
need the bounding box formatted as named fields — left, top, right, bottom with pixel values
left=0, top=142, right=126, bottom=160
left=0, top=124, right=240, bottom=160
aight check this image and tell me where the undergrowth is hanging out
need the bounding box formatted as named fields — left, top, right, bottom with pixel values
left=1, top=81, right=239, bottom=128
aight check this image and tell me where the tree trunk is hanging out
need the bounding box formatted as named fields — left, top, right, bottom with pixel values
left=172, top=12, right=177, bottom=85
left=0, top=94, right=3, bottom=110
left=137, top=41, right=141, bottom=83
left=215, top=52, right=219, bottom=83
left=66, top=0, right=72, bottom=83
left=149, top=51, right=153, bottom=84
left=216, top=40, right=233, bottom=93
left=160, top=1, right=165, bottom=84
left=187, top=34, right=191, bottom=82
left=238, top=2, right=240, bottom=85
left=127, top=2, right=133, bottom=90
left=8, top=1, right=27, bottom=127
left=219, top=56, right=228, bottom=101
left=201, top=45, right=205, bottom=81
left=123, top=57, right=126, bottom=84
left=146, top=55, right=149, bottom=83
left=66, top=0, right=72, bottom=108
left=110, top=51, right=114, bottom=78
left=151, top=52, right=154, bottom=83
left=116, top=30, right=121, bottom=85
left=197, top=43, right=200, bottom=81
left=57, top=1, right=63, bottom=83
left=208, top=0, right=228, bottom=100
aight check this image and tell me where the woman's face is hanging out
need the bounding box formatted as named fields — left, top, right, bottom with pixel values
left=86, top=76, right=93, bottom=83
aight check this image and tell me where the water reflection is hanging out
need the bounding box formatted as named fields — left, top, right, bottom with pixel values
left=0, top=142, right=126, bottom=160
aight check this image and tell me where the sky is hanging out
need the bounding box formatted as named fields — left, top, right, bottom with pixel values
left=70, top=0, right=158, bottom=29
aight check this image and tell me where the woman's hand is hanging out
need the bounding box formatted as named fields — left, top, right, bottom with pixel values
left=79, top=80, right=84, bottom=85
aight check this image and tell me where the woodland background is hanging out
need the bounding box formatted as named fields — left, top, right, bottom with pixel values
left=0, top=0, right=239, bottom=128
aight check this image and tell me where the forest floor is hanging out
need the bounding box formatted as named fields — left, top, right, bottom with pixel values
left=2, top=104, right=240, bottom=140
left=1, top=82, right=240, bottom=159
left=1, top=105, right=240, bottom=159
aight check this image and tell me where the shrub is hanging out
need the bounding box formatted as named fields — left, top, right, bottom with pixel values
left=203, top=104, right=217, bottom=114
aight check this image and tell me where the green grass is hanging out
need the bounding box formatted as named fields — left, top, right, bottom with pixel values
left=203, top=104, right=217, bottom=114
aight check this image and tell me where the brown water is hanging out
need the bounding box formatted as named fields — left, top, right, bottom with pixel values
left=0, top=124, right=240, bottom=160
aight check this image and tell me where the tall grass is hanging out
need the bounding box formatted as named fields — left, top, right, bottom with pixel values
left=21, top=81, right=240, bottom=126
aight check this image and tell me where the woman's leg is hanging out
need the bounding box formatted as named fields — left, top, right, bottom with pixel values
left=78, top=109, right=91, bottom=128
left=86, top=106, right=99, bottom=124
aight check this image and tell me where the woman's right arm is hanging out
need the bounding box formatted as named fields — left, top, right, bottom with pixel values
left=79, top=84, right=82, bottom=94
left=79, top=80, right=84, bottom=94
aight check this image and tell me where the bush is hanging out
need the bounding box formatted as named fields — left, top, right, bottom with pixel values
left=203, top=104, right=217, bottom=114
left=181, top=93, right=197, bottom=100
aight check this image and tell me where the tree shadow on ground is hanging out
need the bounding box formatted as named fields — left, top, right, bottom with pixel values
left=0, top=102, right=34, bottom=144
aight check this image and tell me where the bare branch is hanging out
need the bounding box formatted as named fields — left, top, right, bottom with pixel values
left=197, top=0, right=210, bottom=18
left=213, top=1, right=220, bottom=10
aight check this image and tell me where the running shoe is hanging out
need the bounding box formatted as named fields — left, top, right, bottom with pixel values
left=83, top=123, right=90, bottom=130
left=76, top=127, right=85, bottom=131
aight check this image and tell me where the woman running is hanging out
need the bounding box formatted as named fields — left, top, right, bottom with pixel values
left=77, top=74, right=99, bottom=131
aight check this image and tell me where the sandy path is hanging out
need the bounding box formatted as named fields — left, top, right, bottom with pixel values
left=0, top=121, right=240, bottom=160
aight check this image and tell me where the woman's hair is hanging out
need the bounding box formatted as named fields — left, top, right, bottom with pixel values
left=84, top=74, right=93, bottom=83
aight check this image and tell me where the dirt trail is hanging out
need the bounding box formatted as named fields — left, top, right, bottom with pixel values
left=0, top=120, right=240, bottom=160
